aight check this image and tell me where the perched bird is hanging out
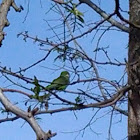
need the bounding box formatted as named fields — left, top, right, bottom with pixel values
left=46, top=71, right=70, bottom=91
left=31, top=71, right=70, bottom=111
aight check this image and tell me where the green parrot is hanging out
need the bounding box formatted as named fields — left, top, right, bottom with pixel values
left=46, top=71, right=70, bottom=91
left=31, top=71, right=69, bottom=110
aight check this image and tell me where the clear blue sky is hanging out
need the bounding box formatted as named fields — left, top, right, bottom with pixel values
left=0, top=0, right=128, bottom=140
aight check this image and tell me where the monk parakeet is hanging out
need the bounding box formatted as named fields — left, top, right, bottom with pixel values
left=46, top=71, right=70, bottom=91
left=31, top=71, right=69, bottom=110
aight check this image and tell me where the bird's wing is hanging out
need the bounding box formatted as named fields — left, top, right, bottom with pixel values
left=46, top=76, right=69, bottom=90
left=57, top=76, right=69, bottom=90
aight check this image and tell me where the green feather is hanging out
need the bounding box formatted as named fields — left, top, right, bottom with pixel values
left=46, top=71, right=70, bottom=91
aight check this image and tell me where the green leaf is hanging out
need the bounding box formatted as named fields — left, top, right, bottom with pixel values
left=38, top=94, right=50, bottom=102
left=32, top=76, right=41, bottom=96
left=74, top=8, right=84, bottom=17
left=33, top=76, right=39, bottom=86
left=75, top=96, right=82, bottom=104
left=77, top=15, right=84, bottom=23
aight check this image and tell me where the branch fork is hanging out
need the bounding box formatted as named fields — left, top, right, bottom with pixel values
left=0, top=89, right=56, bottom=140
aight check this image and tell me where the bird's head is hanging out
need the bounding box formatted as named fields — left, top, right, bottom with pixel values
left=61, top=71, right=70, bottom=78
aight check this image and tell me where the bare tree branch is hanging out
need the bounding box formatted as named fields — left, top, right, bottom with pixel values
left=79, top=0, right=129, bottom=33
left=0, top=0, right=22, bottom=46
left=37, top=86, right=131, bottom=115
left=0, top=116, right=19, bottom=123
left=0, top=89, right=56, bottom=140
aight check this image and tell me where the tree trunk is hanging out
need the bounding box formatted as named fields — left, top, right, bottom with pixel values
left=128, top=0, right=140, bottom=139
